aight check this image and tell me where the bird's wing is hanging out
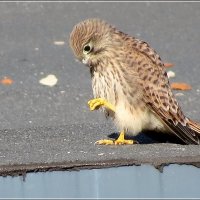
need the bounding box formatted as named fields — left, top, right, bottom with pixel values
left=128, top=39, right=200, bottom=144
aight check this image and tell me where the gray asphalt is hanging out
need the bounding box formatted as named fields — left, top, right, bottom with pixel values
left=0, top=2, right=200, bottom=175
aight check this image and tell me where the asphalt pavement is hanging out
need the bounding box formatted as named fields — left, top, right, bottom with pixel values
left=0, top=2, right=200, bottom=176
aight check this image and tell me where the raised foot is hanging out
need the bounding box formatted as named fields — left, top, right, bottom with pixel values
left=88, top=98, right=115, bottom=112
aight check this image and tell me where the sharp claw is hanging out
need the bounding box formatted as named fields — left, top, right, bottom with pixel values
left=91, top=102, right=101, bottom=109
left=90, top=107, right=95, bottom=111
left=88, top=98, right=102, bottom=111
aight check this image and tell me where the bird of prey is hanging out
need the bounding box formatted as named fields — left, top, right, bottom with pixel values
left=69, top=18, right=200, bottom=145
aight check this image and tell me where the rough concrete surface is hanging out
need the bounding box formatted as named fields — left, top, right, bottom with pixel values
left=0, top=2, right=200, bottom=176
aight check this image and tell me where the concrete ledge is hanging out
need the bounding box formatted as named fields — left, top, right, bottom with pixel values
left=1, top=123, right=200, bottom=176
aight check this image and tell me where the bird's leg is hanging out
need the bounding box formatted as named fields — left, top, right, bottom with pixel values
left=114, top=130, right=136, bottom=145
left=88, top=98, right=137, bottom=145
left=95, top=130, right=137, bottom=145
left=88, top=98, right=115, bottom=112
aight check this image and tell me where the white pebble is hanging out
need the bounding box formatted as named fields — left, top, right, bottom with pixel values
left=39, top=74, right=58, bottom=87
left=167, top=70, right=176, bottom=78
left=53, top=41, right=65, bottom=45
left=175, top=93, right=184, bottom=96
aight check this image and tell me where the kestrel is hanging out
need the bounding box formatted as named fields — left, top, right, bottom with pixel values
left=69, top=18, right=200, bottom=145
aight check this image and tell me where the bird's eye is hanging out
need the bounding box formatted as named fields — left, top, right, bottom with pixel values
left=83, top=43, right=93, bottom=54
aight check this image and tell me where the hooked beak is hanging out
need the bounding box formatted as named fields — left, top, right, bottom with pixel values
left=82, top=57, right=89, bottom=65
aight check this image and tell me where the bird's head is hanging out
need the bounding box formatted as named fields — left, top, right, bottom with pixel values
left=69, top=18, right=120, bottom=67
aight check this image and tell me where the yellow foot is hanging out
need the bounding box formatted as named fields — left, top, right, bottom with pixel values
left=95, top=131, right=138, bottom=145
left=95, top=139, right=135, bottom=145
left=88, top=98, right=115, bottom=112
left=95, top=139, right=115, bottom=145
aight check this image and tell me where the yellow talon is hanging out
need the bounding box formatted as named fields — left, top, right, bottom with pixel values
left=114, top=131, right=135, bottom=145
left=95, top=131, right=138, bottom=145
left=88, top=98, right=115, bottom=112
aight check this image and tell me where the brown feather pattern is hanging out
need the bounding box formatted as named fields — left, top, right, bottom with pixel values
left=69, top=18, right=200, bottom=144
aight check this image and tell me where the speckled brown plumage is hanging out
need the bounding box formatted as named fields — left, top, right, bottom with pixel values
left=69, top=18, right=200, bottom=144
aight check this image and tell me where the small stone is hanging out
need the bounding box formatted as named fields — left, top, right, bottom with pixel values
left=54, top=41, right=65, bottom=45
left=175, top=93, right=184, bottom=96
left=167, top=70, right=176, bottom=78
left=39, top=74, right=58, bottom=87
